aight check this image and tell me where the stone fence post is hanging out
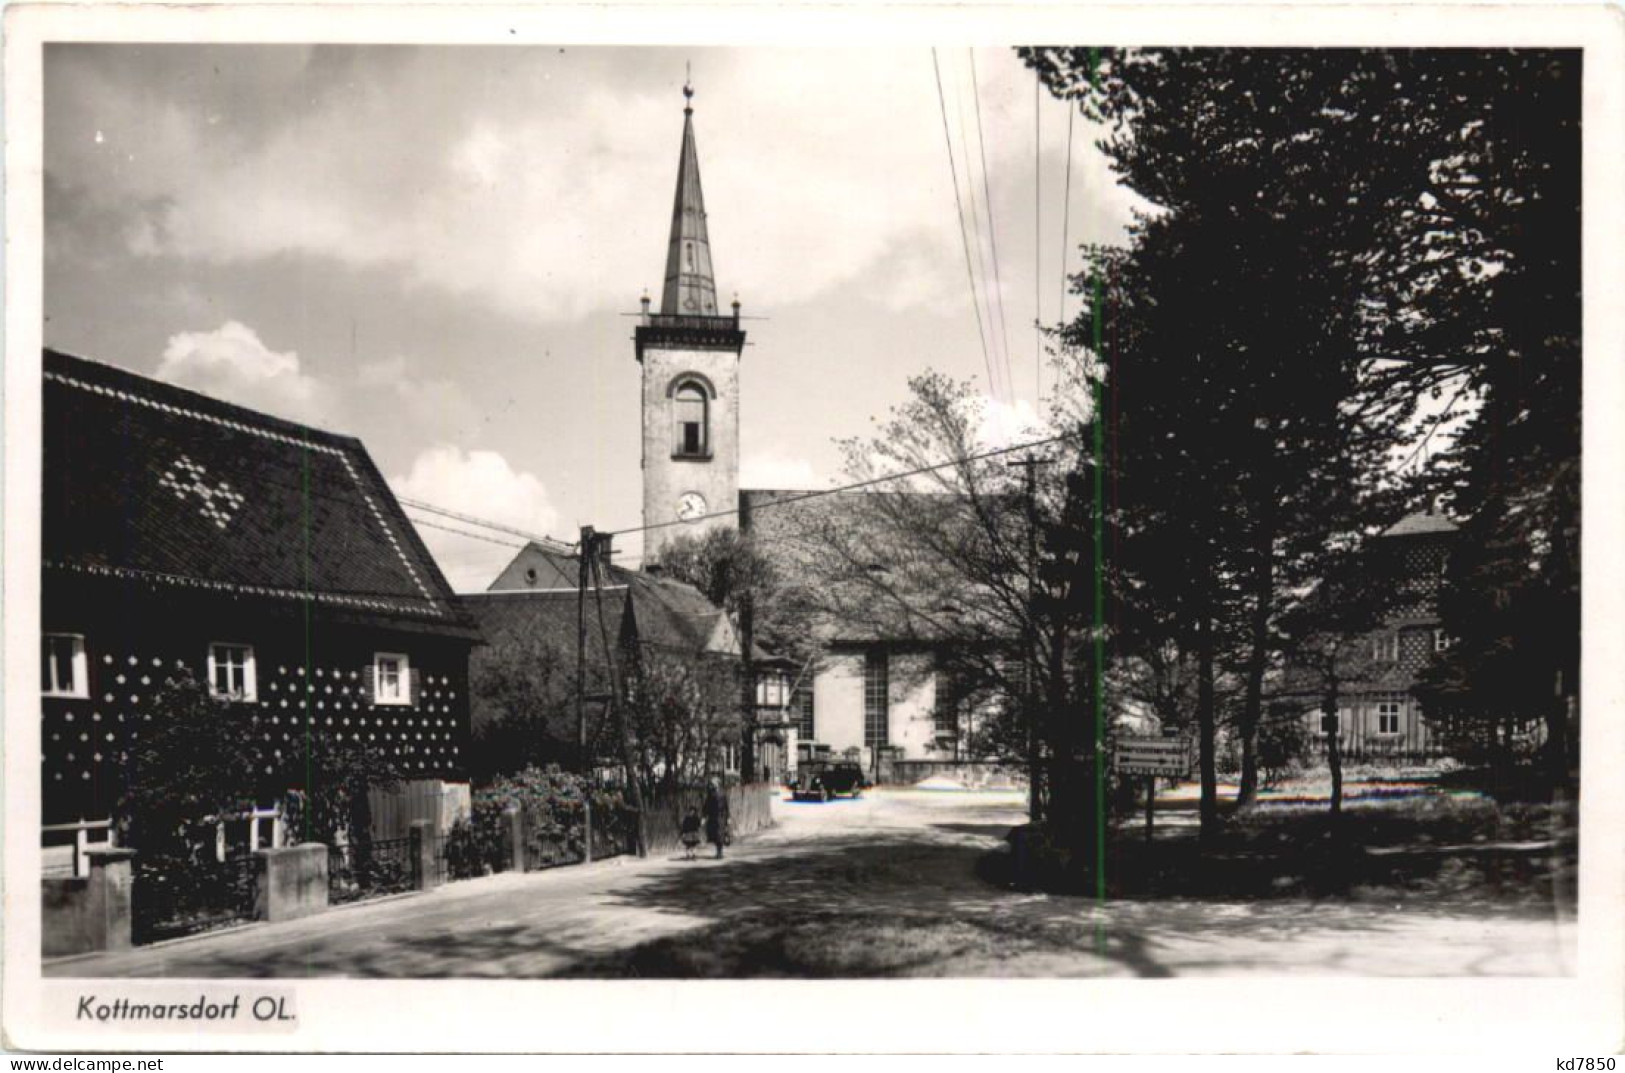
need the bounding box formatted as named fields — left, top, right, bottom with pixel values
left=253, top=843, right=329, bottom=923
left=42, top=847, right=134, bottom=957
left=409, top=820, right=439, bottom=891
left=87, top=847, right=135, bottom=951
left=501, top=806, right=525, bottom=873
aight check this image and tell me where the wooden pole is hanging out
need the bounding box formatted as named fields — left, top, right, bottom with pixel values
left=577, top=525, right=592, bottom=773
left=587, top=534, right=647, bottom=857
left=1144, top=775, right=1155, bottom=845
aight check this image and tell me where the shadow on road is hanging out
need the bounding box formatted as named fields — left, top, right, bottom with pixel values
left=56, top=800, right=1572, bottom=979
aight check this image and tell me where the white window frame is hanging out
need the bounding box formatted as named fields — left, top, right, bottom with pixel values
left=1376, top=701, right=1402, bottom=736
left=1371, top=633, right=1399, bottom=662
left=42, top=633, right=88, bottom=699
left=1318, top=707, right=1349, bottom=736
left=1434, top=629, right=1453, bottom=653
left=373, top=652, right=411, bottom=706
left=207, top=643, right=257, bottom=702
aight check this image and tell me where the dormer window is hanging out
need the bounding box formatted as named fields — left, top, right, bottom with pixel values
left=673, top=380, right=709, bottom=458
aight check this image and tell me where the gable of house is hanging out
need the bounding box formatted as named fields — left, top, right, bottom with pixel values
left=44, top=349, right=474, bottom=633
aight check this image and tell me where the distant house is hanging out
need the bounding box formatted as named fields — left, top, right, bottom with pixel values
left=463, top=544, right=746, bottom=779
left=41, top=349, right=482, bottom=837
left=1283, top=509, right=1460, bottom=759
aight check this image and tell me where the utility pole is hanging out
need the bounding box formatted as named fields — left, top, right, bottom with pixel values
left=576, top=525, right=592, bottom=773
left=1007, top=452, right=1052, bottom=822
left=586, top=531, right=648, bottom=857
left=738, top=495, right=755, bottom=785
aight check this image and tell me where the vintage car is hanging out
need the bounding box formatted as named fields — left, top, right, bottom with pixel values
left=788, top=760, right=868, bottom=802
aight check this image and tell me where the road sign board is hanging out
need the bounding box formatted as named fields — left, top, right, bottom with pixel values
left=1114, top=737, right=1192, bottom=777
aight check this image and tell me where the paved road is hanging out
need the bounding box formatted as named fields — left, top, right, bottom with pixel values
left=46, top=789, right=1574, bottom=978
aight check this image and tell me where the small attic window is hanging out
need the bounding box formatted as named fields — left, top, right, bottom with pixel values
left=524, top=567, right=539, bottom=585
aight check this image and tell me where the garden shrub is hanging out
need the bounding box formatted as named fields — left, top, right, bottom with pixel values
left=472, top=765, right=628, bottom=866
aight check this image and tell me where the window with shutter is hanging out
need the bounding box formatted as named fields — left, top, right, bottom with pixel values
left=373, top=653, right=410, bottom=705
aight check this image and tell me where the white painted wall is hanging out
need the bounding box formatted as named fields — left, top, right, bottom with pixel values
left=812, top=651, right=865, bottom=756
left=888, top=651, right=945, bottom=759
left=807, top=649, right=961, bottom=761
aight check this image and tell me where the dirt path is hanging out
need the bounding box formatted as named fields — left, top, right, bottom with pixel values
left=46, top=789, right=1574, bottom=978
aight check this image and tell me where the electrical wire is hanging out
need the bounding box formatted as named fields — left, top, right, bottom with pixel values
left=1059, top=99, right=1076, bottom=326
left=932, top=48, right=1003, bottom=405
left=608, top=430, right=1076, bottom=540
left=1394, top=376, right=1473, bottom=474
left=1034, top=68, right=1043, bottom=408
left=395, top=495, right=572, bottom=549
left=401, top=512, right=530, bottom=550
left=969, top=49, right=1015, bottom=403
left=955, top=54, right=1008, bottom=402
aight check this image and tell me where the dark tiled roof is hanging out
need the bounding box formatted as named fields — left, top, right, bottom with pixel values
left=626, top=574, right=737, bottom=655
left=741, top=487, right=995, bottom=644
left=1383, top=511, right=1459, bottom=537
left=462, top=587, right=628, bottom=662
left=485, top=541, right=597, bottom=591
left=43, top=349, right=474, bottom=634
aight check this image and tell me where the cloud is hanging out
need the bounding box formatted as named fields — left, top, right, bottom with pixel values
left=977, top=394, right=1058, bottom=452
left=741, top=447, right=821, bottom=491
left=156, top=321, right=330, bottom=424
left=389, top=445, right=560, bottom=592
left=358, top=355, right=480, bottom=437
left=45, top=47, right=1135, bottom=326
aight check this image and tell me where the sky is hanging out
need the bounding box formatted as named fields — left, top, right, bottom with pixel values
left=43, top=44, right=1142, bottom=588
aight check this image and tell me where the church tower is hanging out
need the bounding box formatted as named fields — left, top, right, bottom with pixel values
left=637, top=80, right=745, bottom=563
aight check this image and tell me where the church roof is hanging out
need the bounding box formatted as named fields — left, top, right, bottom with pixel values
left=741, top=487, right=1006, bottom=646
left=661, top=83, right=720, bottom=316
left=43, top=348, right=476, bottom=635
left=477, top=544, right=739, bottom=657
left=1382, top=510, right=1459, bottom=538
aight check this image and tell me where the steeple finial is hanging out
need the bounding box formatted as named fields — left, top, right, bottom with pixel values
left=684, top=62, right=694, bottom=114
left=660, top=70, right=718, bottom=316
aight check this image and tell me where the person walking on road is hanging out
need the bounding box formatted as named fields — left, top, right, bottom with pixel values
left=703, top=778, right=730, bottom=860
left=679, top=807, right=703, bottom=860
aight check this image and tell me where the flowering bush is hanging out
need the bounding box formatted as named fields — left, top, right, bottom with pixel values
left=471, top=765, right=628, bottom=866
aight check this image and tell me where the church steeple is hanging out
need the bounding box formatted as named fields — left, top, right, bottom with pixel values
left=661, top=79, right=719, bottom=316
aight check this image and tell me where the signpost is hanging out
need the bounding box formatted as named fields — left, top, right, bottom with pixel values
left=1114, top=737, right=1193, bottom=844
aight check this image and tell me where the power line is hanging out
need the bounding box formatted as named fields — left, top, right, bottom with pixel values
left=931, top=47, right=1002, bottom=405
left=1034, top=68, right=1043, bottom=408
left=955, top=52, right=1010, bottom=402
left=1394, top=376, right=1473, bottom=474
left=1058, top=99, right=1076, bottom=327
left=401, top=511, right=530, bottom=551
left=395, top=495, right=573, bottom=549
left=608, top=430, right=1076, bottom=540
left=969, top=49, right=1015, bottom=406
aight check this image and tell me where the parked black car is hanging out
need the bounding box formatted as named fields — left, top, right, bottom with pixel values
left=788, top=761, right=867, bottom=802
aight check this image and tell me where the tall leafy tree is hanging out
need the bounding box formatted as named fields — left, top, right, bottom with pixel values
left=787, top=371, right=1106, bottom=885
left=1027, top=49, right=1405, bottom=827
left=1028, top=48, right=1581, bottom=804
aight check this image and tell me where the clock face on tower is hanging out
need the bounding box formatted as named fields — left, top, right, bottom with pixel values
left=676, top=492, right=707, bottom=522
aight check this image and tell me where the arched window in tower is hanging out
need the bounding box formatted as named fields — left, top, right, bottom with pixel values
left=673, top=381, right=708, bottom=458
